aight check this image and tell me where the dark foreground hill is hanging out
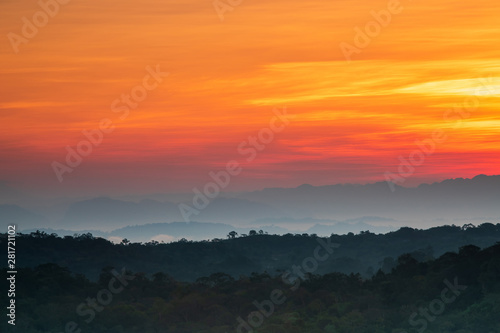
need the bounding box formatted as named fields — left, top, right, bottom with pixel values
left=1, top=240, right=499, bottom=332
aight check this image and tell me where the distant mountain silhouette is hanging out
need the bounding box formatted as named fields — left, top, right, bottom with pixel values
left=61, top=197, right=182, bottom=229
left=239, top=174, right=500, bottom=222
left=2, top=174, right=499, bottom=234
left=191, top=197, right=284, bottom=223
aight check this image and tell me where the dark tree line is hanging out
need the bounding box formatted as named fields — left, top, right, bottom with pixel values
left=2, top=223, right=500, bottom=282
left=1, top=241, right=500, bottom=332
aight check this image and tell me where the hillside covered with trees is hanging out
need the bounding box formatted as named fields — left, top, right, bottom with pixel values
left=5, top=223, right=500, bottom=281
left=1, top=240, right=499, bottom=332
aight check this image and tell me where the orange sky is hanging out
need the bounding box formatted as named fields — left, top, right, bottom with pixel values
left=1, top=0, right=499, bottom=195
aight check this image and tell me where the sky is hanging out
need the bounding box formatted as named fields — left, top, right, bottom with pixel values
left=1, top=0, right=500, bottom=197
